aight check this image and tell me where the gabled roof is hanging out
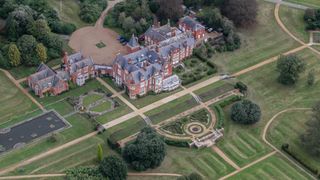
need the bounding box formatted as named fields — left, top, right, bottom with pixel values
left=180, top=16, right=205, bottom=31
left=69, top=56, right=95, bottom=74
left=127, top=34, right=139, bottom=48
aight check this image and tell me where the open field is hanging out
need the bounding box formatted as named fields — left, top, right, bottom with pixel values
left=267, top=110, right=320, bottom=173
left=145, top=95, right=199, bottom=124
left=48, top=0, right=89, bottom=28
left=285, top=0, right=320, bottom=7
left=106, top=116, right=146, bottom=141
left=279, top=5, right=309, bottom=43
left=217, top=47, right=320, bottom=167
left=143, top=147, right=235, bottom=179
left=0, top=113, right=95, bottom=171
left=0, top=72, right=39, bottom=128
left=124, top=87, right=183, bottom=109
left=82, top=93, right=104, bottom=107
left=91, top=101, right=112, bottom=113
left=194, top=80, right=235, bottom=102
left=211, top=1, right=300, bottom=73
left=228, top=154, right=312, bottom=180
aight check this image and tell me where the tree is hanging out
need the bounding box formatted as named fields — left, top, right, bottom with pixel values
left=99, top=155, right=127, bottom=180
left=307, top=70, right=315, bottom=86
left=301, top=101, right=320, bottom=157
left=36, top=43, right=47, bottom=63
left=17, top=35, right=39, bottom=66
left=97, top=144, right=103, bottom=162
left=231, top=100, right=261, bottom=125
left=30, top=19, right=51, bottom=41
left=276, top=54, right=306, bottom=85
left=156, top=0, right=184, bottom=22
left=221, top=0, right=258, bottom=27
left=122, top=16, right=135, bottom=33
left=0, top=51, right=10, bottom=69
left=7, top=43, right=21, bottom=67
left=66, top=166, right=104, bottom=180
left=122, top=127, right=166, bottom=171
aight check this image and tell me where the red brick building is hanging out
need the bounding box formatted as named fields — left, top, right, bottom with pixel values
left=179, top=16, right=205, bottom=40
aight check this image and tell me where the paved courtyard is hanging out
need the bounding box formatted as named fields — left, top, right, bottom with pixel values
left=0, top=111, right=70, bottom=154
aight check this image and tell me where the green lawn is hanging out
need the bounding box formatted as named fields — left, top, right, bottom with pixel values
left=217, top=48, right=320, bottom=167
left=82, top=94, right=104, bottom=107
left=123, top=87, right=183, bottom=109
left=228, top=154, right=312, bottom=180
left=194, top=80, right=235, bottom=102
left=267, top=110, right=320, bottom=174
left=95, top=97, right=133, bottom=124
left=279, top=5, right=309, bottom=43
left=211, top=0, right=300, bottom=74
left=145, top=95, right=199, bottom=124
left=45, top=100, right=74, bottom=116
left=142, top=147, right=235, bottom=179
left=0, top=72, right=40, bottom=128
left=7, top=134, right=116, bottom=175
left=285, top=0, right=320, bottom=7
left=48, top=0, right=89, bottom=28
left=91, top=101, right=112, bottom=113
left=0, top=113, right=95, bottom=171
left=106, top=116, right=147, bottom=141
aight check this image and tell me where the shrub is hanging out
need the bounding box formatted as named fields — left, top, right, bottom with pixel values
left=164, top=138, right=190, bottom=147
left=231, top=99, right=261, bottom=125
left=234, top=81, right=248, bottom=93
left=277, top=54, right=306, bottom=85
left=99, top=155, right=127, bottom=180
left=66, top=166, right=103, bottom=180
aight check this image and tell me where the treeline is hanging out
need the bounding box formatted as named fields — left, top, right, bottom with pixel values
left=0, top=0, right=70, bottom=69
left=79, top=0, right=107, bottom=23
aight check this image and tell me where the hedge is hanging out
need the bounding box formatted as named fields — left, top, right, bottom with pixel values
left=164, top=138, right=190, bottom=148
left=281, top=144, right=319, bottom=176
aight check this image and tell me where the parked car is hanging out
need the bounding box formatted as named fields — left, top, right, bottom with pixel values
left=207, top=28, right=213, bottom=33
left=122, top=41, right=127, bottom=46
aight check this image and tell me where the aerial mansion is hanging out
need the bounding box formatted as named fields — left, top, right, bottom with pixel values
left=28, top=16, right=205, bottom=99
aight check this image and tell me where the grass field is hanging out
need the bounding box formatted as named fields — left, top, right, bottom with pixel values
left=0, top=113, right=95, bottom=171
left=143, top=147, right=235, bottom=179
left=91, top=101, right=112, bottom=113
left=95, top=97, right=133, bottom=124
left=145, top=95, right=199, bottom=124
left=0, top=72, right=40, bottom=128
left=285, top=0, right=320, bottom=7
left=48, top=0, right=89, bottom=28
left=194, top=80, right=235, bottom=102
left=228, top=154, right=312, bottom=180
left=279, top=5, right=309, bottom=43
left=217, top=47, right=320, bottom=167
left=7, top=134, right=114, bottom=175
left=267, top=110, right=320, bottom=173
left=106, top=116, right=147, bottom=141
left=124, top=87, right=183, bottom=109
left=82, top=93, right=104, bottom=107
left=211, top=0, right=300, bottom=73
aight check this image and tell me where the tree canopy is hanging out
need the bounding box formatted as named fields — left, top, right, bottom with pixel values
left=231, top=100, right=261, bottom=125
left=301, top=101, right=320, bottom=157
left=156, top=0, right=184, bottom=22
left=221, top=0, right=258, bottom=27
left=276, top=54, right=306, bottom=85
left=99, top=155, right=127, bottom=180
left=122, top=127, right=166, bottom=171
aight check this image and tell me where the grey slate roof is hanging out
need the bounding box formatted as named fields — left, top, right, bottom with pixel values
left=180, top=16, right=205, bottom=31
left=144, top=24, right=182, bottom=42
left=127, top=34, right=139, bottom=48
left=68, top=54, right=95, bottom=74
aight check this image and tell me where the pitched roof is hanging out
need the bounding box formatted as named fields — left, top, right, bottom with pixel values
left=180, top=16, right=205, bottom=31
left=127, top=34, right=139, bottom=48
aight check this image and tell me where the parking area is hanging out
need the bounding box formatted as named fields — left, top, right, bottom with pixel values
left=0, top=111, right=70, bottom=154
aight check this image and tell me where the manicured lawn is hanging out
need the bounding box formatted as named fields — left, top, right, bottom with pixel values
left=106, top=116, right=147, bottom=141
left=9, top=66, right=37, bottom=80
left=194, top=80, right=235, bottom=102
left=279, top=5, right=309, bottom=43
left=45, top=100, right=74, bottom=116
left=143, top=147, right=235, bottom=179
left=48, top=0, right=89, bottom=28
left=267, top=110, right=320, bottom=173
left=285, top=0, right=320, bottom=7
left=82, top=94, right=104, bottom=107
left=95, top=97, right=133, bottom=124
left=0, top=72, right=40, bottom=128
left=0, top=113, right=95, bottom=171
left=228, top=154, right=312, bottom=180
left=7, top=135, right=113, bottom=175
left=145, top=95, right=199, bottom=124
left=35, top=80, right=111, bottom=105
left=91, top=101, right=112, bottom=113
left=217, top=48, right=320, bottom=167
left=123, top=87, right=183, bottom=109
left=101, top=77, right=123, bottom=92
left=211, top=1, right=300, bottom=73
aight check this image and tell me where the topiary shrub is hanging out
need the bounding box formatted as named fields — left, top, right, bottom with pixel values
left=231, top=99, right=261, bottom=125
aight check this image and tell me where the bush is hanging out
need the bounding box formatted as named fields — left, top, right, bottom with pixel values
left=66, top=166, right=103, bottom=180
left=277, top=54, right=306, bottom=85
left=234, top=81, right=248, bottom=93
left=99, top=155, right=127, bottom=180
left=231, top=99, right=261, bottom=125
left=164, top=138, right=190, bottom=147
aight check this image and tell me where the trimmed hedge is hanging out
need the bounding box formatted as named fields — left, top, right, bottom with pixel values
left=282, top=144, right=319, bottom=176
left=164, top=138, right=190, bottom=147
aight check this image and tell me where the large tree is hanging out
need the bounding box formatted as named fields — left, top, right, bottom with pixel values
left=301, top=102, right=320, bottom=157
left=231, top=99, right=261, bottom=125
left=30, top=19, right=51, bottom=41
left=221, top=0, right=258, bottom=27
left=35, top=43, right=47, bottom=63
left=7, top=43, right=21, bottom=67
left=276, top=54, right=306, bottom=85
left=122, top=127, right=166, bottom=171
left=156, top=0, right=184, bottom=22
left=99, top=155, right=127, bottom=180
left=17, top=35, right=39, bottom=66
